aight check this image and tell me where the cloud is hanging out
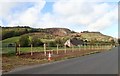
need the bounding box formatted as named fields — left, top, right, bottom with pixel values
left=51, top=0, right=118, bottom=31
left=0, top=20, right=3, bottom=26
left=87, top=8, right=118, bottom=31
left=36, top=13, right=69, bottom=28
left=0, top=0, right=46, bottom=2
left=53, top=0, right=94, bottom=16
left=0, top=2, right=18, bottom=18
left=0, top=0, right=118, bottom=34
left=18, top=2, right=45, bottom=25
left=4, top=0, right=46, bottom=27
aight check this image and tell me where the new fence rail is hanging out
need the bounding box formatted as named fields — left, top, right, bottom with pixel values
left=2, top=43, right=115, bottom=56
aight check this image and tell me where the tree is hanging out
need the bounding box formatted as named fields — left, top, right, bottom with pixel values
left=29, top=36, right=43, bottom=47
left=48, top=41, right=56, bottom=47
left=2, top=30, right=15, bottom=40
left=62, top=37, right=70, bottom=43
left=55, top=37, right=64, bottom=47
left=110, top=39, right=115, bottom=45
left=19, top=35, right=30, bottom=47
left=89, top=39, right=96, bottom=45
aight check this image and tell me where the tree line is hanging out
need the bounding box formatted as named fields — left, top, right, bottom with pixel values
left=18, top=35, right=116, bottom=47
left=18, top=35, right=69, bottom=47
left=2, top=26, right=39, bottom=40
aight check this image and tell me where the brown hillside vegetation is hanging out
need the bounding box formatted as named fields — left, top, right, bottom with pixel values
left=45, top=28, right=72, bottom=36
left=69, top=31, right=113, bottom=42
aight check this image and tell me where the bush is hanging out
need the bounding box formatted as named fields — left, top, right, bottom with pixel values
left=19, top=35, right=30, bottom=47
left=48, top=41, right=56, bottom=47
left=31, top=36, right=43, bottom=47
left=55, top=37, right=64, bottom=47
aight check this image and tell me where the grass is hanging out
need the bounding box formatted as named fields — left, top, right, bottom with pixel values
left=1, top=36, right=20, bottom=54
left=41, top=39, right=55, bottom=43
left=1, top=36, right=58, bottom=54
left=2, top=45, right=112, bottom=55
left=2, top=56, right=49, bottom=73
left=2, top=46, right=113, bottom=73
left=2, top=36, right=55, bottom=44
left=2, top=48, right=108, bottom=73
left=1, top=34, right=113, bottom=55
left=19, top=47, right=44, bottom=52
left=2, top=36, right=20, bottom=43
left=1, top=36, right=113, bottom=55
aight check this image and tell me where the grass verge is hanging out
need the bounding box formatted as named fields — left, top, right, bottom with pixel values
left=2, top=49, right=109, bottom=73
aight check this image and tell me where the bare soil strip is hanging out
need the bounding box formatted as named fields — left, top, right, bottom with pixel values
left=2, top=49, right=109, bottom=73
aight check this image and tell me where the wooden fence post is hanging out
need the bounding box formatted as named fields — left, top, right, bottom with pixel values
left=87, top=44, right=88, bottom=50
left=105, top=44, right=107, bottom=49
left=64, top=45, right=66, bottom=53
left=18, top=44, right=21, bottom=55
left=111, top=44, right=113, bottom=49
left=44, top=43, right=46, bottom=56
left=97, top=44, right=98, bottom=50
left=95, top=44, right=97, bottom=50
left=87, top=44, right=89, bottom=50
left=92, top=45, right=94, bottom=50
left=90, top=45, right=92, bottom=50
left=51, top=50, right=53, bottom=55
left=72, top=45, right=74, bottom=52
left=71, top=45, right=74, bottom=52
left=78, top=45, right=80, bottom=51
left=15, top=42, right=18, bottom=56
left=57, top=44, right=59, bottom=54
left=101, top=44, right=102, bottom=50
left=84, top=44, right=86, bottom=50
left=31, top=44, right=33, bottom=56
left=97, top=44, right=99, bottom=50
left=83, top=44, right=84, bottom=50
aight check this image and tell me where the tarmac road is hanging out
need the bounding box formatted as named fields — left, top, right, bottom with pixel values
left=6, top=47, right=118, bottom=74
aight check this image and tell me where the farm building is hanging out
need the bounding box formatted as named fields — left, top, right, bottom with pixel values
left=64, top=38, right=84, bottom=47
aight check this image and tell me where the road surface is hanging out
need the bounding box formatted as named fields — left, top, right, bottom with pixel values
left=6, top=47, right=118, bottom=74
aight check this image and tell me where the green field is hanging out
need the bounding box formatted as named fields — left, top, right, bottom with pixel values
left=1, top=34, right=113, bottom=55
left=2, top=36, right=20, bottom=43
left=2, top=44, right=112, bottom=55
left=2, top=46, right=70, bottom=54
left=1, top=36, right=56, bottom=54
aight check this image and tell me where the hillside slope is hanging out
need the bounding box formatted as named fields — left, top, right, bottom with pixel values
left=45, top=28, right=72, bottom=36
left=2, top=26, right=115, bottom=45
left=2, top=27, right=73, bottom=40
left=2, top=30, right=114, bottom=45
left=80, top=32, right=113, bottom=41
left=70, top=31, right=113, bottom=42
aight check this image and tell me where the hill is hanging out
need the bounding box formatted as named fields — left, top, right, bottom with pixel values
left=45, top=28, right=72, bottom=36
left=2, top=26, right=73, bottom=40
left=2, top=26, right=115, bottom=45
left=70, top=31, right=114, bottom=42
left=2, top=36, right=20, bottom=44
left=80, top=31, right=113, bottom=41
left=2, top=26, right=33, bottom=40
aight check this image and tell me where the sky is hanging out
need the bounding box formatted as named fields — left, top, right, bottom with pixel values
left=0, top=0, right=119, bottom=38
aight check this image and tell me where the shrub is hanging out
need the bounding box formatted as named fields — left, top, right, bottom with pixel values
left=19, top=35, right=30, bottom=47
left=55, top=37, right=64, bottom=47
left=29, top=36, right=44, bottom=47
left=31, top=37, right=43, bottom=47
left=48, top=41, right=56, bottom=47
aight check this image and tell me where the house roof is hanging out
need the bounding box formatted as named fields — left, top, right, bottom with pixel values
left=70, top=38, right=84, bottom=46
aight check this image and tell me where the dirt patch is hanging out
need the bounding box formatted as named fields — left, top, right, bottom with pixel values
left=19, top=49, right=106, bottom=60
left=2, top=49, right=109, bottom=73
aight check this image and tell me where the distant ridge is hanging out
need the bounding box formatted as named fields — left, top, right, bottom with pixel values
left=2, top=26, right=114, bottom=42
